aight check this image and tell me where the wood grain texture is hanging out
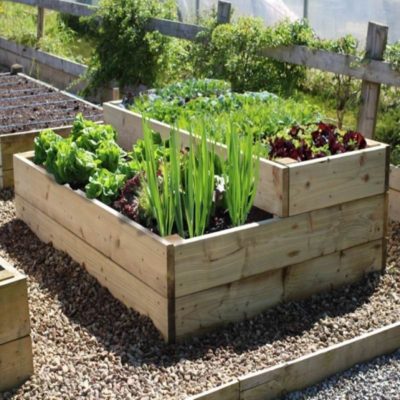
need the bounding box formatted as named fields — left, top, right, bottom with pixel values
left=357, top=23, right=388, bottom=139
left=175, top=269, right=283, bottom=338
left=240, top=322, right=400, bottom=400
left=0, top=336, right=33, bottom=392
left=283, top=240, right=383, bottom=301
left=0, top=258, right=30, bottom=345
left=14, top=152, right=170, bottom=297
left=174, top=195, right=385, bottom=297
left=15, top=195, right=171, bottom=340
left=287, top=144, right=388, bottom=215
left=389, top=188, right=400, bottom=222
left=390, top=165, right=400, bottom=191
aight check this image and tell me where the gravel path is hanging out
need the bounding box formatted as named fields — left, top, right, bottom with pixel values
left=284, top=349, right=400, bottom=399
left=0, top=189, right=399, bottom=399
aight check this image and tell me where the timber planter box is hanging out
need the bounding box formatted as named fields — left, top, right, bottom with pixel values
left=103, top=101, right=390, bottom=217
left=14, top=151, right=388, bottom=342
left=0, top=257, right=33, bottom=391
left=389, top=165, right=400, bottom=222
left=0, top=73, right=102, bottom=189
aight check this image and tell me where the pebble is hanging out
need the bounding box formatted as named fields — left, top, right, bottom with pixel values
left=0, top=190, right=399, bottom=399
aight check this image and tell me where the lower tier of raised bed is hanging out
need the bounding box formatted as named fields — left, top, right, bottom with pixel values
left=188, top=321, right=400, bottom=400
left=0, top=257, right=33, bottom=392
left=14, top=151, right=388, bottom=342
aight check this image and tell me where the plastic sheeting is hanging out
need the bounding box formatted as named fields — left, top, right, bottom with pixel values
left=177, top=0, right=297, bottom=25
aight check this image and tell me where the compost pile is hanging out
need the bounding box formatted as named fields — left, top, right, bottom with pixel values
left=0, top=189, right=399, bottom=399
left=0, top=74, right=102, bottom=134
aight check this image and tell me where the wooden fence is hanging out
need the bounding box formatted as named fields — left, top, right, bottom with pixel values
left=3, top=0, right=400, bottom=138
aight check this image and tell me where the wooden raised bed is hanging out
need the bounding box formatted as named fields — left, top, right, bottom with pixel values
left=103, top=101, right=389, bottom=217
left=0, top=257, right=33, bottom=392
left=188, top=322, right=400, bottom=400
left=389, top=165, right=400, bottom=222
left=14, top=149, right=388, bottom=342
left=0, top=73, right=102, bottom=189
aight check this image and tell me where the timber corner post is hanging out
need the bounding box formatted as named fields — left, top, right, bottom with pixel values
left=357, top=22, right=388, bottom=139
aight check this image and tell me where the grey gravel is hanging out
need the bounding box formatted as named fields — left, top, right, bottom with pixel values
left=0, top=189, right=399, bottom=399
left=284, top=349, right=400, bottom=400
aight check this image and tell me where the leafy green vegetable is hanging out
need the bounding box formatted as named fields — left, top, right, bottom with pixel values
left=85, top=169, right=126, bottom=205
left=95, top=140, right=123, bottom=172
left=45, top=139, right=99, bottom=186
left=34, top=129, right=63, bottom=165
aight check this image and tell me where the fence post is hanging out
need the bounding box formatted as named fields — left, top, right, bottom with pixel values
left=217, top=1, right=231, bottom=24
left=357, top=22, right=388, bottom=139
left=37, top=7, right=45, bottom=41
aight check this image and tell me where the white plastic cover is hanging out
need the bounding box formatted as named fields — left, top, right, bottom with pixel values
left=177, top=0, right=297, bottom=25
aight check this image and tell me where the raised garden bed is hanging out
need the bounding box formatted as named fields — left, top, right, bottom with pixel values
left=14, top=145, right=388, bottom=342
left=389, top=165, right=400, bottom=222
left=0, top=73, right=102, bottom=189
left=188, top=322, right=400, bottom=400
left=103, top=101, right=389, bottom=217
left=0, top=256, right=32, bottom=392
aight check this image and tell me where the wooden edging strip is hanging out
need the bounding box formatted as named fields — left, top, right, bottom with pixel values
left=188, top=321, right=400, bottom=400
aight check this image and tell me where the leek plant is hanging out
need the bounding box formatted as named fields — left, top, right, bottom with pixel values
left=143, top=123, right=174, bottom=237
left=223, top=123, right=260, bottom=227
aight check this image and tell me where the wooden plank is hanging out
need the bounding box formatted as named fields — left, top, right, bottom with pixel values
left=175, top=239, right=384, bottom=339
left=0, top=270, right=14, bottom=282
left=287, top=144, right=388, bottom=215
left=261, top=45, right=400, bottom=87
left=357, top=23, right=388, bottom=138
left=174, top=195, right=385, bottom=297
left=14, top=152, right=171, bottom=297
left=283, top=240, right=383, bottom=301
left=390, top=165, right=400, bottom=191
left=103, top=102, right=288, bottom=216
left=8, top=0, right=96, bottom=17
left=15, top=195, right=171, bottom=341
left=188, top=380, right=239, bottom=400
left=0, top=37, right=87, bottom=76
left=0, top=125, right=72, bottom=171
left=146, top=18, right=205, bottom=41
left=0, top=271, right=30, bottom=345
left=36, top=6, right=45, bottom=41
left=239, top=322, right=400, bottom=400
left=0, top=169, right=14, bottom=189
left=175, top=269, right=283, bottom=339
left=217, top=1, right=231, bottom=24
left=0, top=335, right=33, bottom=392
left=389, top=189, right=400, bottom=222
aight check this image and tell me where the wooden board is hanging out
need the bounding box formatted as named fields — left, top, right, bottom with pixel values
left=283, top=239, right=383, bottom=301
left=14, top=152, right=171, bottom=297
left=189, top=322, right=400, bottom=400
left=389, top=189, right=400, bottom=222
left=175, top=269, right=283, bottom=338
left=175, top=240, right=383, bottom=339
left=0, top=335, right=33, bottom=392
left=287, top=145, right=388, bottom=215
left=174, top=195, right=385, bottom=297
left=15, top=195, right=171, bottom=341
left=0, top=258, right=30, bottom=346
left=390, top=165, right=400, bottom=191
left=240, top=322, right=400, bottom=400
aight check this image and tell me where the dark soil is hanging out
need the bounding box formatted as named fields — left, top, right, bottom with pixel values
left=0, top=74, right=102, bottom=133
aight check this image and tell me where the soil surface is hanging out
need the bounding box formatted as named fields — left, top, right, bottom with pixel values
left=0, top=74, right=102, bottom=134
left=0, top=189, right=399, bottom=399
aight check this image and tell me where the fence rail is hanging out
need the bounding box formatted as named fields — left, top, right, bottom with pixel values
left=2, top=0, right=400, bottom=137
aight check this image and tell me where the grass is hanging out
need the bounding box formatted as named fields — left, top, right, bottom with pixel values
left=0, top=1, right=93, bottom=63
